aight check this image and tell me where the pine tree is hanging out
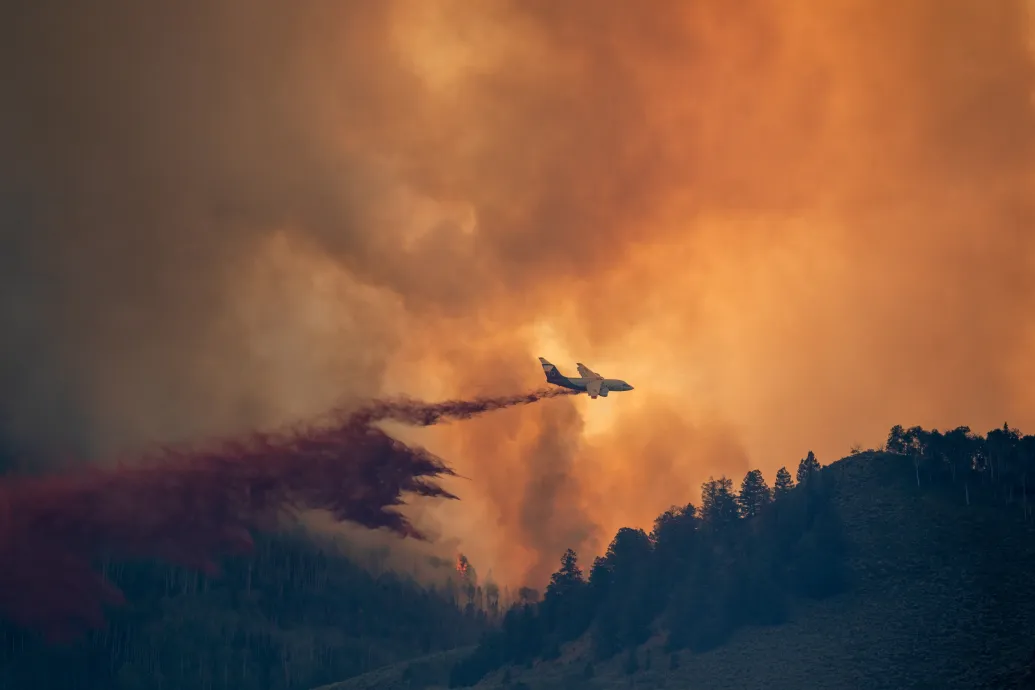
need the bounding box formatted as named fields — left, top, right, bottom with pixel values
left=773, top=466, right=795, bottom=500
left=546, top=549, right=584, bottom=597
left=737, top=469, right=772, bottom=518
left=543, top=549, right=589, bottom=642
left=796, top=451, right=821, bottom=485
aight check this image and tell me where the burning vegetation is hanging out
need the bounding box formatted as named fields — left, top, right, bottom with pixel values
left=455, top=554, right=471, bottom=578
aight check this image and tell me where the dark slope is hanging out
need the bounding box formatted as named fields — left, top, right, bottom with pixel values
left=311, top=647, right=476, bottom=690
left=0, top=530, right=484, bottom=690
left=447, top=450, right=1035, bottom=690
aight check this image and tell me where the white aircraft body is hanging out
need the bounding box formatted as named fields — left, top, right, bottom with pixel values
left=538, top=357, right=634, bottom=399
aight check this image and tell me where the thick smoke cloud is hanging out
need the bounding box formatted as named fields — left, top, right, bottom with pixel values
left=2, top=1, right=1034, bottom=587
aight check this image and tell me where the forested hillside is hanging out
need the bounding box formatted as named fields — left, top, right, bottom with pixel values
left=439, top=423, right=1035, bottom=689
left=0, top=529, right=485, bottom=690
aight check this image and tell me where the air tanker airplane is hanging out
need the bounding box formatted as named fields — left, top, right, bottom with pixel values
left=538, top=357, right=635, bottom=399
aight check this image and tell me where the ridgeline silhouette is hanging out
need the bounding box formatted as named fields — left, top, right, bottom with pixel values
left=443, top=423, right=1035, bottom=689
left=0, top=388, right=577, bottom=640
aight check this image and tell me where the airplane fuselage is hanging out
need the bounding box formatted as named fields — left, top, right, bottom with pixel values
left=555, top=377, right=631, bottom=392
left=538, top=357, right=634, bottom=398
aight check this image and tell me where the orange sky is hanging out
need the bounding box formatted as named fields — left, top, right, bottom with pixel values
left=2, top=0, right=1034, bottom=587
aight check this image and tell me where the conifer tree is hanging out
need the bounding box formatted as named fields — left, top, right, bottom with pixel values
left=796, top=451, right=821, bottom=485
left=738, top=469, right=773, bottom=518
left=774, top=466, right=795, bottom=500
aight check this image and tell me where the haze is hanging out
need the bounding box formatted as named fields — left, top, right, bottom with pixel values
left=2, top=0, right=1033, bottom=587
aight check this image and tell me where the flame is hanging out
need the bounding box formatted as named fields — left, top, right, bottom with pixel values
left=455, top=553, right=470, bottom=577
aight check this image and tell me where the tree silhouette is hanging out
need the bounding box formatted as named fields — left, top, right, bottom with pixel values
left=602, top=529, right=652, bottom=574
left=591, top=529, right=653, bottom=660
left=700, top=477, right=739, bottom=528
left=943, top=425, right=976, bottom=491
left=650, top=503, right=698, bottom=581
left=542, top=549, right=590, bottom=642
left=986, top=422, right=1021, bottom=487
left=922, top=428, right=947, bottom=486
left=901, top=426, right=930, bottom=487
left=738, top=469, right=772, bottom=518
left=650, top=503, right=697, bottom=547
left=547, top=549, right=583, bottom=595
left=774, top=467, right=795, bottom=500
left=796, top=451, right=821, bottom=486
left=886, top=425, right=908, bottom=455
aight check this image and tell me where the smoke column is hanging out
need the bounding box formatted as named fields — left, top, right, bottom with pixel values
left=0, top=387, right=577, bottom=640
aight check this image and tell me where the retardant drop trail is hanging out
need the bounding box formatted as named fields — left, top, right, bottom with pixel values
left=347, top=386, right=579, bottom=426
left=0, top=387, right=579, bottom=640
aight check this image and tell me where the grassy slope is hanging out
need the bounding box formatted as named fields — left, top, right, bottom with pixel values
left=326, top=452, right=1035, bottom=690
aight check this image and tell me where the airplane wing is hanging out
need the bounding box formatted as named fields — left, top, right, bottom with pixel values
left=576, top=363, right=603, bottom=380
left=586, top=379, right=603, bottom=398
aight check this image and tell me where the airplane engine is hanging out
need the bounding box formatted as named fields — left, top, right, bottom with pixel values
left=598, top=386, right=609, bottom=397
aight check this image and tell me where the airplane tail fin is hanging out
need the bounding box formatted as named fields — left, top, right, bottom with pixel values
left=538, top=357, right=568, bottom=384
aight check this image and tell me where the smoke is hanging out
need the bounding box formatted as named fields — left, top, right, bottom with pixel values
left=0, top=389, right=570, bottom=638
left=349, top=387, right=578, bottom=427
left=518, top=401, right=599, bottom=584
left=2, top=0, right=1034, bottom=589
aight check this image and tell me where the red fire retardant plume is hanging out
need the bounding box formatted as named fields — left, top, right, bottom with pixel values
left=0, top=387, right=577, bottom=640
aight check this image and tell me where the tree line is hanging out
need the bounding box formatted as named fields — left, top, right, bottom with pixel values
left=882, top=423, right=1034, bottom=517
